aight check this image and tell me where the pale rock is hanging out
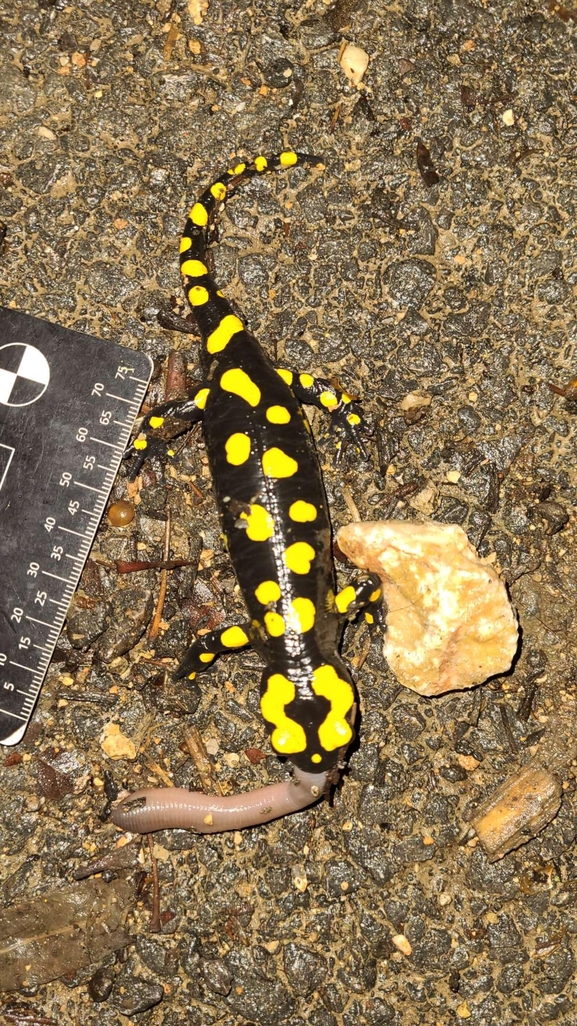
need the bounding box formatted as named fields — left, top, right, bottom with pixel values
left=337, top=520, right=519, bottom=695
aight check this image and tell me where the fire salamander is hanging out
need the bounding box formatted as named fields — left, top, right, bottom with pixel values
left=112, top=152, right=382, bottom=835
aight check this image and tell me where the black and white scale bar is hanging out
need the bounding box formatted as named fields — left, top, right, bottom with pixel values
left=0, top=308, right=152, bottom=745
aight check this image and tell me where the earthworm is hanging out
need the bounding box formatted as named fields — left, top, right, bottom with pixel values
left=111, top=767, right=328, bottom=834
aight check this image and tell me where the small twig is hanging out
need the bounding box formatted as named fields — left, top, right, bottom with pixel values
left=184, top=726, right=224, bottom=795
left=341, top=484, right=361, bottom=522
left=141, top=751, right=175, bottom=788
left=499, top=704, right=519, bottom=754
left=148, top=510, right=171, bottom=641
left=147, top=834, right=162, bottom=933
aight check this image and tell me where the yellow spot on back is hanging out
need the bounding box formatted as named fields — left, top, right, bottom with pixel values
left=190, top=202, right=208, bottom=227
left=180, top=236, right=192, bottom=253
left=149, top=416, right=164, bottom=429
left=265, top=405, right=291, bottom=424
left=320, top=390, right=338, bottom=409
left=233, top=162, right=246, bottom=175
left=261, top=674, right=307, bottom=755
left=284, top=541, right=315, bottom=575
left=264, top=611, right=285, bottom=637
left=240, top=504, right=275, bottom=542
left=220, top=625, right=249, bottom=648
left=255, top=155, right=268, bottom=171
left=288, top=500, right=317, bottom=523
left=262, top=447, right=298, bottom=478
left=299, top=373, right=314, bottom=388
left=207, top=314, right=244, bottom=354
left=195, top=387, right=210, bottom=410
left=312, top=664, right=354, bottom=752
left=181, top=258, right=208, bottom=277
left=133, top=439, right=147, bottom=451
left=280, top=151, right=298, bottom=167
left=369, top=587, right=381, bottom=602
left=286, top=597, right=316, bottom=634
left=221, top=368, right=261, bottom=407
left=335, top=585, right=356, bottom=615
left=347, top=412, right=361, bottom=426
left=311, top=753, right=322, bottom=764
left=210, top=182, right=227, bottom=201
left=365, top=612, right=374, bottom=625
left=200, top=652, right=215, bottom=663
left=189, top=285, right=209, bottom=306
left=276, top=368, right=293, bottom=386
left=255, top=580, right=281, bottom=604
left=225, top=432, right=251, bottom=465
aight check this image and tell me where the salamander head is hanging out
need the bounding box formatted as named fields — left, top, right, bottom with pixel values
left=259, top=659, right=357, bottom=775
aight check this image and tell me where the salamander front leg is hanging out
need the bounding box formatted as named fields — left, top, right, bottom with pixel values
left=126, top=383, right=211, bottom=476
left=175, top=622, right=252, bottom=680
left=334, top=573, right=383, bottom=628
left=276, top=368, right=368, bottom=458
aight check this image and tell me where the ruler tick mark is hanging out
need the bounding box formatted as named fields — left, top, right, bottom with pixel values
left=59, top=526, right=90, bottom=538
left=106, top=392, right=138, bottom=406
left=10, top=661, right=37, bottom=674
left=74, top=481, right=104, bottom=493
left=42, top=571, right=73, bottom=583
left=26, top=616, right=54, bottom=628
left=90, top=436, right=123, bottom=450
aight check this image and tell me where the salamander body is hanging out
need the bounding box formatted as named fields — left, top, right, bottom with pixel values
left=112, top=153, right=380, bottom=833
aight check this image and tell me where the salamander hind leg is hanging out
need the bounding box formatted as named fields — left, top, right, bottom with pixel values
left=175, top=622, right=252, bottom=680
left=334, top=573, right=383, bottom=628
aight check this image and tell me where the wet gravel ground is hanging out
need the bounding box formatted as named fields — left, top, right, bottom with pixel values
left=1, top=1, right=577, bottom=1023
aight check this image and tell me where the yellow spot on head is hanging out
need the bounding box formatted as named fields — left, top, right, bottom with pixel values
left=179, top=236, right=192, bottom=254
left=240, top=503, right=275, bottom=542
left=254, top=155, right=268, bottom=171
left=233, top=162, right=246, bottom=175
left=335, top=585, right=356, bottom=615
left=280, top=151, right=298, bottom=167
left=200, top=652, right=215, bottom=663
left=261, top=673, right=306, bottom=755
left=341, top=393, right=352, bottom=404
left=312, top=664, right=354, bottom=751
left=320, top=390, right=338, bottom=409
left=221, top=625, right=249, bottom=648
left=299, top=373, right=314, bottom=388
left=286, top=597, right=316, bottom=634
left=276, top=368, right=293, bottom=386
left=188, top=285, right=209, bottom=306
left=311, top=753, right=322, bottom=764
left=149, top=416, right=164, bottom=429
left=220, top=368, right=261, bottom=407
left=284, top=541, right=315, bottom=575
left=133, top=439, right=147, bottom=451
left=262, top=447, right=298, bottom=478
left=288, top=500, right=317, bottom=522
left=190, top=202, right=208, bottom=227
left=181, top=258, right=208, bottom=277
left=265, top=405, right=291, bottom=424
left=347, top=412, right=361, bottom=426
left=195, top=387, right=210, bottom=410
left=264, top=611, right=285, bottom=637
left=255, top=580, right=281, bottom=604
left=207, top=314, right=244, bottom=354
left=210, top=181, right=227, bottom=201
left=225, top=432, right=251, bottom=465
left=369, top=587, right=381, bottom=602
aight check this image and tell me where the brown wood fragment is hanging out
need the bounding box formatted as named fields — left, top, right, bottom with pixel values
left=471, top=762, right=562, bottom=862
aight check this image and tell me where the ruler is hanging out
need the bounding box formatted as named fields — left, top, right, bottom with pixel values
left=0, top=309, right=153, bottom=745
